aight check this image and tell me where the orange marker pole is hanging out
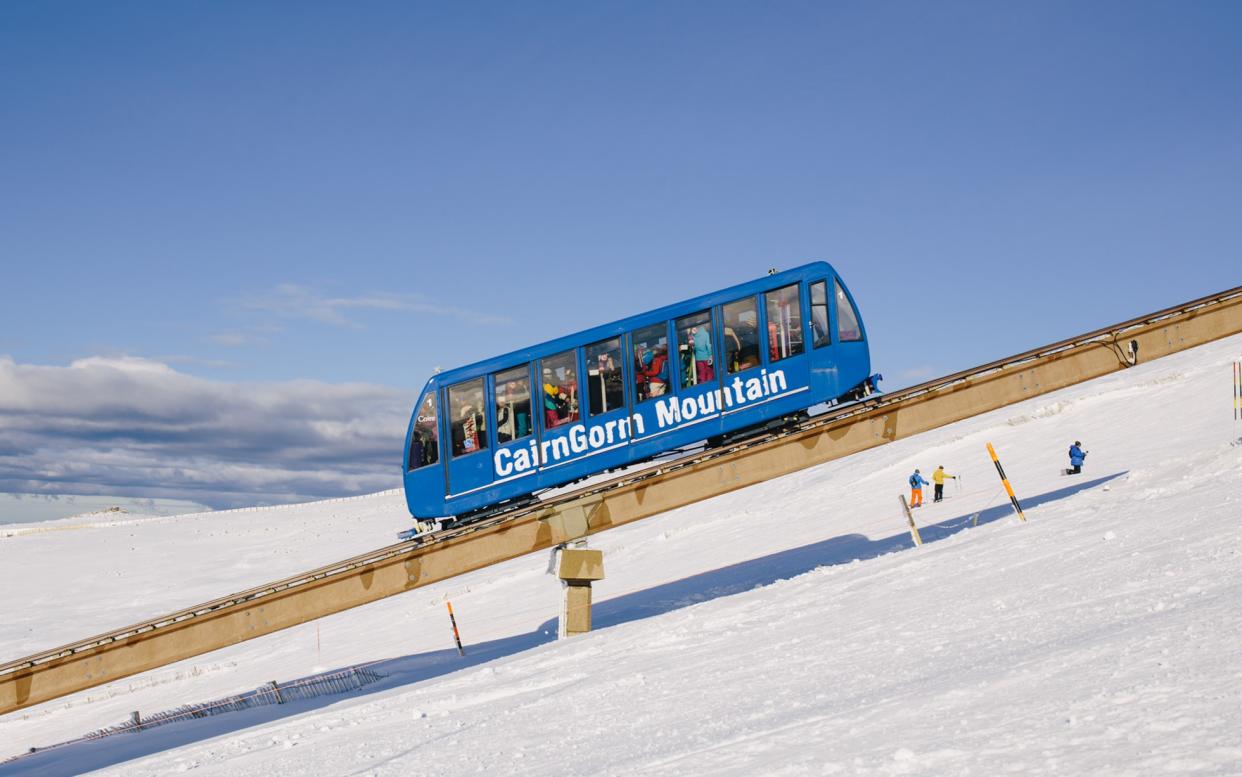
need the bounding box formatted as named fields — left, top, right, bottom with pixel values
left=986, top=442, right=1027, bottom=523
left=1234, top=361, right=1241, bottom=421
left=446, top=601, right=465, bottom=656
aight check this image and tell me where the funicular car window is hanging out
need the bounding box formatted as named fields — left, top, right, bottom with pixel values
left=765, top=284, right=805, bottom=362
left=408, top=392, right=440, bottom=470
left=835, top=279, right=863, bottom=341
left=632, top=322, right=670, bottom=403
left=810, top=280, right=831, bottom=348
left=540, top=349, right=580, bottom=428
left=675, top=311, right=715, bottom=387
left=722, top=297, right=761, bottom=374
left=493, top=365, right=533, bottom=444
left=448, top=378, right=488, bottom=457
left=586, top=337, right=624, bottom=416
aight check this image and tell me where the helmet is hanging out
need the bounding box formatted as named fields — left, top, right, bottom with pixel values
left=1074, top=440, right=1081, bottom=446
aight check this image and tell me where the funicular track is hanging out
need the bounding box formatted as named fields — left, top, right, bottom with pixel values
left=3, top=285, right=1241, bottom=716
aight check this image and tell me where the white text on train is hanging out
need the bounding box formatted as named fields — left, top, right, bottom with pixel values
left=653, top=369, right=788, bottom=428
left=492, top=368, right=790, bottom=478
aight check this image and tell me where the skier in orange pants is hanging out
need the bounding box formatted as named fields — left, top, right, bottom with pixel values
left=908, top=469, right=929, bottom=508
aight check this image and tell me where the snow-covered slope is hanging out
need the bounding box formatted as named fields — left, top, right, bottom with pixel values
left=3, top=334, right=1241, bottom=775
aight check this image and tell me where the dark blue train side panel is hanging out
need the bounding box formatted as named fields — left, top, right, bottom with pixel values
left=403, top=262, right=874, bottom=522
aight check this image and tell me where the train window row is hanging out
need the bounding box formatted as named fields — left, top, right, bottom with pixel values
left=410, top=279, right=861, bottom=468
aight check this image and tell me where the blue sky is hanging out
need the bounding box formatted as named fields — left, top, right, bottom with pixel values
left=2, top=1, right=1239, bottom=518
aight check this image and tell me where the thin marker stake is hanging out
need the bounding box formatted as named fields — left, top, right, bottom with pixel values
left=986, top=442, right=1027, bottom=523
left=446, top=601, right=465, bottom=657
left=1235, top=361, right=1241, bottom=421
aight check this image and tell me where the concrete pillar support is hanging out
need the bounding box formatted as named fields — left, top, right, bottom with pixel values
left=556, top=547, right=605, bottom=638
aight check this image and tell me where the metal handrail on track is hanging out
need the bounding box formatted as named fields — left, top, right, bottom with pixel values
left=2, top=283, right=1240, bottom=688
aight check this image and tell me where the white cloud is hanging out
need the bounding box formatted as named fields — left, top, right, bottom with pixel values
left=0, top=356, right=416, bottom=510
left=160, top=354, right=240, bottom=369
left=205, top=332, right=270, bottom=348
left=238, top=284, right=511, bottom=329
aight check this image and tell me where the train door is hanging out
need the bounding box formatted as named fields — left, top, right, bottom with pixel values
left=672, top=308, right=723, bottom=431
left=758, top=280, right=811, bottom=404
left=629, top=320, right=675, bottom=441
left=720, top=294, right=765, bottom=417
left=491, top=362, right=538, bottom=486
left=809, top=278, right=833, bottom=350
left=535, top=347, right=584, bottom=471
left=403, top=386, right=447, bottom=517
left=828, top=274, right=869, bottom=389
left=581, top=334, right=632, bottom=460
left=443, top=376, right=494, bottom=499
left=806, top=278, right=837, bottom=398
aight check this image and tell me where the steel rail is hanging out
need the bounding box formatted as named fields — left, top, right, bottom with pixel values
left=2, top=283, right=1240, bottom=715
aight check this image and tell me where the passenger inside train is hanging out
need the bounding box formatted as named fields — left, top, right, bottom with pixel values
left=541, top=351, right=580, bottom=428
left=449, top=379, right=488, bottom=456
left=632, top=322, right=670, bottom=402
left=495, top=366, right=532, bottom=444
left=676, top=311, right=714, bottom=386
left=635, top=345, right=669, bottom=400
left=723, top=298, right=760, bottom=373
left=587, top=338, right=625, bottom=415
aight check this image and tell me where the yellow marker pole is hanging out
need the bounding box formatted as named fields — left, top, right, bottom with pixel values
left=898, top=495, right=923, bottom=546
left=1234, top=361, right=1241, bottom=421
left=986, top=442, right=1027, bottom=522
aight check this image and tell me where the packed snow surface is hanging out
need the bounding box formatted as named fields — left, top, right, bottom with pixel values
left=3, top=334, right=1242, bottom=775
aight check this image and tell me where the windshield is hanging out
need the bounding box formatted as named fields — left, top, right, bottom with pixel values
left=407, top=390, right=440, bottom=470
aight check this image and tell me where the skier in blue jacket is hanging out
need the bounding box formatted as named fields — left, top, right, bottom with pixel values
left=908, top=469, right=930, bottom=507
left=1067, top=441, right=1087, bottom=474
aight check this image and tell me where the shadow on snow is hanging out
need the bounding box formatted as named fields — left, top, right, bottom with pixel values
left=4, top=471, right=1124, bottom=776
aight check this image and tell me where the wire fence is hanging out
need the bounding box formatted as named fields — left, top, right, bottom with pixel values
left=6, top=663, right=387, bottom=765
left=2, top=489, right=407, bottom=538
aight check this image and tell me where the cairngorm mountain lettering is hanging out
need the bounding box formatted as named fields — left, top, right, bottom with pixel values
left=493, top=369, right=791, bottom=478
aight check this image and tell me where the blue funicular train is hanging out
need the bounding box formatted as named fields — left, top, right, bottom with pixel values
left=401, top=262, right=878, bottom=535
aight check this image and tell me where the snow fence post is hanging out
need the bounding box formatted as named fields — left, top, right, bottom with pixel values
left=556, top=544, right=605, bottom=639
left=898, top=495, right=923, bottom=546
left=986, top=442, right=1027, bottom=522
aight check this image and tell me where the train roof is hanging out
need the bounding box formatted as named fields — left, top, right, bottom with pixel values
left=423, top=260, right=843, bottom=390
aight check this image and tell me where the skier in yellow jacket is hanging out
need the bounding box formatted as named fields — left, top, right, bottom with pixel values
left=931, top=465, right=956, bottom=503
